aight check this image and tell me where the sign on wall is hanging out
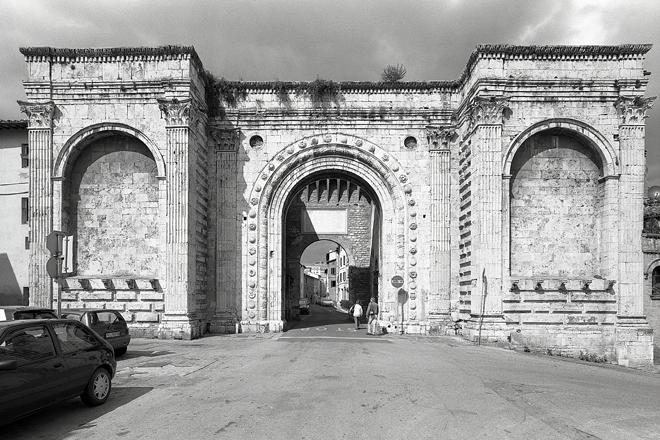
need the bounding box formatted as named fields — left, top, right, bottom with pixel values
left=301, top=209, right=348, bottom=234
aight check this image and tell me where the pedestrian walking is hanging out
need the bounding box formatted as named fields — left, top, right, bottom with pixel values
left=349, top=301, right=363, bottom=330
left=366, top=297, right=379, bottom=335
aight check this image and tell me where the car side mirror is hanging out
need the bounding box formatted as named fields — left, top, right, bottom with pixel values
left=0, top=359, right=18, bottom=371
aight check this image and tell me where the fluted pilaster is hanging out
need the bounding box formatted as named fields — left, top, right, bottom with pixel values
left=427, top=127, right=454, bottom=316
left=18, top=101, right=54, bottom=307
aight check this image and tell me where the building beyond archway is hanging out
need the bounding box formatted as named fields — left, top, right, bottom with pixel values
left=283, top=173, right=381, bottom=323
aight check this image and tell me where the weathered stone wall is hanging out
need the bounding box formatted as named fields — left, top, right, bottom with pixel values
left=17, top=44, right=655, bottom=365
left=63, top=135, right=160, bottom=276
left=510, top=132, right=603, bottom=278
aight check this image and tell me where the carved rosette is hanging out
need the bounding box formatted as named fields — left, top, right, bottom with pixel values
left=467, top=96, right=510, bottom=130
left=426, top=126, right=456, bottom=150
left=158, top=98, right=192, bottom=126
left=18, top=100, right=55, bottom=129
left=615, top=96, right=656, bottom=125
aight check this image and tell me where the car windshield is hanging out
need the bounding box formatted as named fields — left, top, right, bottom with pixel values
left=13, top=311, right=57, bottom=320
left=94, top=312, right=123, bottom=324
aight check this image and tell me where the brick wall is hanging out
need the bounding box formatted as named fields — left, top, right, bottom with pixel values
left=510, top=132, right=603, bottom=278
left=63, top=134, right=160, bottom=277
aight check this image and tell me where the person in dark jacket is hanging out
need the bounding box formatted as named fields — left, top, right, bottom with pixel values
left=366, top=297, right=379, bottom=335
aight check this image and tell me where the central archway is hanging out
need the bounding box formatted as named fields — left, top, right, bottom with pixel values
left=282, top=173, right=381, bottom=324
left=244, top=134, right=417, bottom=331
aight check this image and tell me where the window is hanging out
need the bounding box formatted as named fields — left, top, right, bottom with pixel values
left=24, top=236, right=29, bottom=250
left=331, top=268, right=336, bottom=275
left=331, top=281, right=336, bottom=288
left=20, top=144, right=29, bottom=168
left=0, top=325, right=55, bottom=364
left=22, top=287, right=29, bottom=305
left=652, top=267, right=660, bottom=299
left=21, top=198, right=28, bottom=224
left=52, top=322, right=98, bottom=354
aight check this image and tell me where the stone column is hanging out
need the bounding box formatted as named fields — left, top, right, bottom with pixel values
left=426, top=127, right=454, bottom=329
left=18, top=101, right=55, bottom=308
left=157, top=98, right=196, bottom=338
left=613, top=96, right=655, bottom=367
left=464, top=96, right=509, bottom=342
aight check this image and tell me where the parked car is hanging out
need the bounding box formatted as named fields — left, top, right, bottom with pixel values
left=321, top=298, right=334, bottom=307
left=60, top=309, right=130, bottom=356
left=0, top=306, right=58, bottom=321
left=0, top=318, right=116, bottom=425
left=298, top=298, right=311, bottom=314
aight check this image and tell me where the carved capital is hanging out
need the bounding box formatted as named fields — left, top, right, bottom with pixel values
left=467, top=96, right=510, bottom=129
left=425, top=126, right=456, bottom=150
left=158, top=98, right=192, bottom=126
left=17, top=100, right=55, bottom=129
left=209, top=127, right=240, bottom=151
left=615, top=96, right=656, bottom=125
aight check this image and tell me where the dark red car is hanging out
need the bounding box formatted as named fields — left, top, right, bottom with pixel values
left=0, top=319, right=116, bottom=425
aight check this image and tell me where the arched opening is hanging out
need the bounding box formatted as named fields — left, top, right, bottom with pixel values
left=509, top=128, right=604, bottom=278
left=62, top=132, right=161, bottom=277
left=282, top=172, right=381, bottom=328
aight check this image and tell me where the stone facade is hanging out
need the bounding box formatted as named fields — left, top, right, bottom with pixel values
left=16, top=44, right=655, bottom=366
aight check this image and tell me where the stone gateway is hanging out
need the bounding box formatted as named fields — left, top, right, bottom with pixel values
left=17, top=44, right=655, bottom=366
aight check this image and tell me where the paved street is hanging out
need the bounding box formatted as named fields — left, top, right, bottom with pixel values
left=4, top=305, right=660, bottom=440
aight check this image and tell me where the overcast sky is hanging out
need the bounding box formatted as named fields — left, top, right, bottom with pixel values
left=1, top=0, right=659, bottom=184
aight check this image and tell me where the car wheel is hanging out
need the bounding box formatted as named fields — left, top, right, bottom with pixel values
left=114, top=346, right=127, bottom=357
left=81, top=367, right=112, bottom=406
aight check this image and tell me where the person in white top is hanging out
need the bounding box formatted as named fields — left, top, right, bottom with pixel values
left=349, top=301, right=363, bottom=330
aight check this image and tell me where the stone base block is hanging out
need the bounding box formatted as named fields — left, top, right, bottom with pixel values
left=158, top=315, right=205, bottom=340
left=615, top=318, right=654, bottom=368
left=508, top=324, right=616, bottom=362
left=426, top=315, right=459, bottom=335
left=239, top=320, right=285, bottom=333
left=462, top=316, right=509, bottom=344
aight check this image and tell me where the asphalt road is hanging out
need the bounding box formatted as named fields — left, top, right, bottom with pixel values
left=4, top=304, right=660, bottom=440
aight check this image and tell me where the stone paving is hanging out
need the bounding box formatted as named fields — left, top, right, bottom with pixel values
left=4, top=305, right=660, bottom=439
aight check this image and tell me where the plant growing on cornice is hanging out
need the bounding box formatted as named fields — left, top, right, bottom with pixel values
left=215, top=78, right=248, bottom=107
left=292, top=78, right=342, bottom=108
left=201, top=69, right=221, bottom=117
left=381, top=64, right=407, bottom=82
left=201, top=70, right=248, bottom=117
left=273, top=81, right=291, bottom=105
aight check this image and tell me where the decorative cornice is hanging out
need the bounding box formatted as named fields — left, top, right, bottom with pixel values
left=467, top=96, right=510, bottom=129
left=19, top=45, right=201, bottom=68
left=425, top=126, right=457, bottom=150
left=19, top=44, right=651, bottom=93
left=0, top=119, right=28, bottom=129
left=157, top=98, right=192, bottom=127
left=17, top=100, right=55, bottom=129
left=614, top=96, right=656, bottom=125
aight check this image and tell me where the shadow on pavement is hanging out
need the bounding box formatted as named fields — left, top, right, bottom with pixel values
left=2, top=386, right=152, bottom=440
left=286, top=304, right=356, bottom=330
left=119, top=350, right=174, bottom=361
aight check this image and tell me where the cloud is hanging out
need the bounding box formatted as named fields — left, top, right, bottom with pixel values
left=1, top=0, right=659, bottom=184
